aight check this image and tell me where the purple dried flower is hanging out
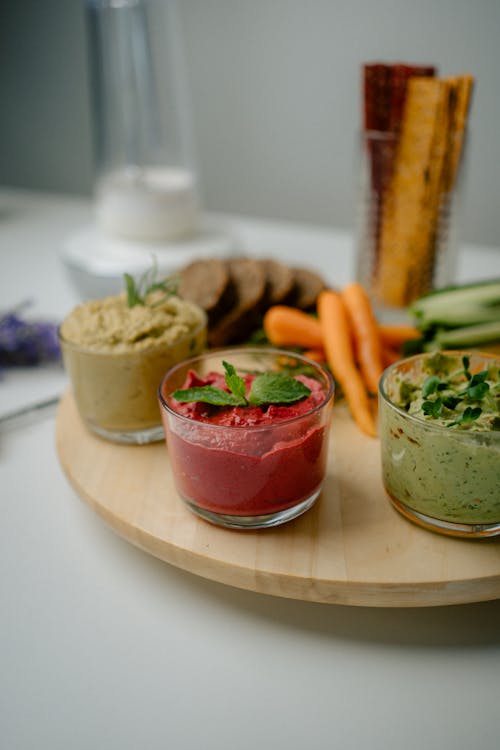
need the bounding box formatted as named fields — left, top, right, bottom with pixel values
left=0, top=311, right=61, bottom=367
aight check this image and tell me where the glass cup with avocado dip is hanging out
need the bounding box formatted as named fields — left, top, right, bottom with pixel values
left=59, top=289, right=207, bottom=444
left=379, top=351, right=500, bottom=538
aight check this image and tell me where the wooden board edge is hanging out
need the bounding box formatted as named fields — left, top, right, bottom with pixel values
left=54, top=393, right=500, bottom=608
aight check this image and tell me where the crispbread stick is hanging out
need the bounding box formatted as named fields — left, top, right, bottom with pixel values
left=375, top=78, right=449, bottom=306
left=409, top=79, right=454, bottom=298
left=418, top=75, right=475, bottom=297
left=443, top=74, right=474, bottom=193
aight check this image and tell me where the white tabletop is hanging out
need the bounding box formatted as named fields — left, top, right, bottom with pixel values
left=2, top=188, right=500, bottom=750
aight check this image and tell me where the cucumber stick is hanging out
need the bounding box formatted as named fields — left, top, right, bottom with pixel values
left=435, top=320, right=500, bottom=347
left=411, top=279, right=500, bottom=329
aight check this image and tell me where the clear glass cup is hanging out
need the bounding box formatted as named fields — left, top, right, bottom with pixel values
left=158, top=348, right=335, bottom=529
left=59, top=304, right=207, bottom=444
left=379, top=351, right=500, bottom=538
left=355, top=130, right=467, bottom=319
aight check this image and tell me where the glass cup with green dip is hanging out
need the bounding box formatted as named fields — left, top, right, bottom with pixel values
left=379, top=351, right=500, bottom=538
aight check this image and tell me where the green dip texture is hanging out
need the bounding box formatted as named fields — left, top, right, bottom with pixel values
left=379, top=352, right=500, bottom=525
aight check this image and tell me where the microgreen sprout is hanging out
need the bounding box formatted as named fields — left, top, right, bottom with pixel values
left=418, top=355, right=500, bottom=428
left=422, top=398, right=443, bottom=419
left=447, top=406, right=483, bottom=428
left=421, top=375, right=448, bottom=398
left=458, top=371, right=490, bottom=400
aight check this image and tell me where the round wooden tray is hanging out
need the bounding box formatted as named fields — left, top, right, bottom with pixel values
left=56, top=391, right=500, bottom=607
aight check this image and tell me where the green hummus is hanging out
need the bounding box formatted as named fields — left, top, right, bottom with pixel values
left=60, top=292, right=206, bottom=438
left=379, top=352, right=500, bottom=525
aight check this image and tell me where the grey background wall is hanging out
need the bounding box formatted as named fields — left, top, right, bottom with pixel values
left=1, top=0, right=499, bottom=246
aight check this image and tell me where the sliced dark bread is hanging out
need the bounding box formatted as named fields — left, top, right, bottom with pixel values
left=289, top=266, right=327, bottom=310
left=258, top=258, right=295, bottom=308
left=178, top=258, right=235, bottom=326
left=208, top=258, right=267, bottom=347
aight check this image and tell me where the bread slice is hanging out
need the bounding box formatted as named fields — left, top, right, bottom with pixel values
left=178, top=258, right=235, bottom=325
left=208, top=258, right=267, bottom=347
left=289, top=266, right=327, bottom=310
left=258, top=258, right=295, bottom=308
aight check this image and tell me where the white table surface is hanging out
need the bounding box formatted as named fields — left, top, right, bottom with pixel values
left=1, top=188, right=500, bottom=750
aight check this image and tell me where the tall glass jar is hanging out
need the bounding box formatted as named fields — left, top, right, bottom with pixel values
left=354, top=129, right=467, bottom=318
left=86, top=0, right=199, bottom=243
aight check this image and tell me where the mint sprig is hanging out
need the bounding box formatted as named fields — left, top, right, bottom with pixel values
left=172, top=360, right=311, bottom=408
left=223, top=361, right=247, bottom=402
left=247, top=371, right=311, bottom=405
left=171, top=386, right=245, bottom=406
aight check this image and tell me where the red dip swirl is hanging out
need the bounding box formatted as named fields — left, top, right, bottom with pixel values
left=162, top=370, right=331, bottom=517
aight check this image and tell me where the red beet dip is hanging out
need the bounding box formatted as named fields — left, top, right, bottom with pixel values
left=161, top=370, right=332, bottom=517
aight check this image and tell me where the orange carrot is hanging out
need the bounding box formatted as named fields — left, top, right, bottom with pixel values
left=378, top=323, right=421, bottom=349
left=263, top=305, right=322, bottom=348
left=302, top=347, right=326, bottom=364
left=317, top=290, right=377, bottom=437
left=341, top=282, right=384, bottom=394
left=382, top=345, right=401, bottom=367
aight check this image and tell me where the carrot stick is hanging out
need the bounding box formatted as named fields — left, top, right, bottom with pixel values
left=378, top=323, right=421, bottom=348
left=302, top=347, right=326, bottom=364
left=317, top=290, right=377, bottom=437
left=341, top=282, right=384, bottom=394
left=263, top=305, right=322, bottom=348
left=382, top=345, right=401, bottom=367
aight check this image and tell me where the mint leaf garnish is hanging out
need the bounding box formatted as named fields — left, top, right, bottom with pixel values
left=171, top=361, right=312, bottom=408
left=171, top=386, right=246, bottom=406
left=248, top=371, right=311, bottom=406
left=223, top=361, right=247, bottom=403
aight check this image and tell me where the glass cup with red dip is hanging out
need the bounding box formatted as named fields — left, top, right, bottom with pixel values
left=158, top=347, right=335, bottom=529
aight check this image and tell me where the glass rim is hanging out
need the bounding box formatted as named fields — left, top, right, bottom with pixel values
left=378, top=350, right=500, bottom=436
left=158, top=346, right=335, bottom=430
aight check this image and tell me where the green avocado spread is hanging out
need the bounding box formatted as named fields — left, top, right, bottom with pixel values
left=380, top=352, right=500, bottom=526
left=389, top=352, right=500, bottom=431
